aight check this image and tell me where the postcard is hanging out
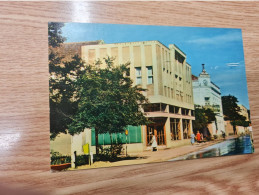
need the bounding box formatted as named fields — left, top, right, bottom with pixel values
left=49, top=22, right=254, bottom=171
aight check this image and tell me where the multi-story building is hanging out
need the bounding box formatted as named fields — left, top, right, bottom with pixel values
left=51, top=40, right=195, bottom=168
left=192, top=64, right=225, bottom=135
left=81, top=40, right=195, bottom=151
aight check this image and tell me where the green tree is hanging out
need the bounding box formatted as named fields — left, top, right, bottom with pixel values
left=49, top=22, right=86, bottom=139
left=222, top=95, right=246, bottom=134
left=193, top=107, right=216, bottom=132
left=68, top=58, right=150, bottom=155
left=48, top=22, right=150, bottom=156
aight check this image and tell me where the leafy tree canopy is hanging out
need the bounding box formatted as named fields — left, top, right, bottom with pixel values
left=50, top=55, right=86, bottom=139
left=49, top=22, right=86, bottom=139
left=193, top=107, right=216, bottom=131
left=48, top=22, right=66, bottom=48
left=68, top=57, right=150, bottom=136
left=48, top=22, right=150, bottom=142
left=222, top=95, right=245, bottom=121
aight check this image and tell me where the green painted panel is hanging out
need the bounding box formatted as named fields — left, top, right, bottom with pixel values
left=91, top=126, right=142, bottom=146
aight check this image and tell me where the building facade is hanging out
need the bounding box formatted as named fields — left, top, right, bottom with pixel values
left=225, top=104, right=250, bottom=135
left=192, top=64, right=225, bottom=135
left=81, top=40, right=195, bottom=151
left=238, top=104, right=249, bottom=121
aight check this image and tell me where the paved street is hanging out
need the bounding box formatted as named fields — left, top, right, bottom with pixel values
left=169, top=135, right=254, bottom=162
left=71, top=138, right=228, bottom=170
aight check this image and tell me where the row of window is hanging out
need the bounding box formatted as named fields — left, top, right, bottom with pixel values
left=143, top=103, right=194, bottom=116
left=135, top=66, right=153, bottom=85
left=170, top=119, right=191, bottom=140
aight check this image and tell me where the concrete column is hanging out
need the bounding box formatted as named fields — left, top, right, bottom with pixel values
left=96, top=48, right=100, bottom=60
left=142, top=125, right=147, bottom=147
left=165, top=117, right=171, bottom=147
left=152, top=43, right=158, bottom=95
left=165, top=104, right=169, bottom=113
left=189, top=119, right=193, bottom=135
left=140, top=44, right=147, bottom=89
left=81, top=47, right=88, bottom=64
left=118, top=45, right=123, bottom=65
left=107, top=46, right=111, bottom=57
left=71, top=132, right=83, bottom=168
left=179, top=118, right=183, bottom=140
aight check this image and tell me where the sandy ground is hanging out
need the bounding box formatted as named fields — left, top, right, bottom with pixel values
left=69, top=138, right=230, bottom=170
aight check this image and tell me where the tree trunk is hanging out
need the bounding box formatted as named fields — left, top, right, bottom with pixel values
left=95, top=127, right=99, bottom=155
left=233, top=121, right=237, bottom=135
left=233, top=125, right=236, bottom=135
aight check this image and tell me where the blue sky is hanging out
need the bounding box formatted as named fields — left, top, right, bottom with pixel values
left=62, top=23, right=250, bottom=109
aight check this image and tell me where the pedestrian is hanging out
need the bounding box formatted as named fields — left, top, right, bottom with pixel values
left=196, top=131, right=201, bottom=142
left=248, top=123, right=253, bottom=143
left=191, top=132, right=195, bottom=145
left=150, top=134, right=158, bottom=152
left=200, top=133, right=203, bottom=140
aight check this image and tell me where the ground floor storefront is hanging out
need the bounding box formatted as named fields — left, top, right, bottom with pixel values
left=145, top=116, right=194, bottom=149
left=50, top=106, right=195, bottom=168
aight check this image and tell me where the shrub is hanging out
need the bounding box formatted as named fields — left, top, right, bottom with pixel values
left=96, top=143, right=124, bottom=162
left=50, top=150, right=71, bottom=165
left=75, top=155, right=89, bottom=166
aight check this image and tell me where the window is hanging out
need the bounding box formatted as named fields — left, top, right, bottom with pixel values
left=182, top=108, right=189, bottom=115
left=204, top=97, right=210, bottom=105
left=169, top=106, right=180, bottom=114
left=164, top=86, right=167, bottom=96
left=143, top=103, right=167, bottom=112
left=135, top=67, right=142, bottom=85
left=147, top=66, right=153, bottom=84
left=182, top=119, right=190, bottom=139
left=170, top=118, right=181, bottom=140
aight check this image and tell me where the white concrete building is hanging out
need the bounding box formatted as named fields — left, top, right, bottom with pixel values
left=192, top=64, right=225, bottom=135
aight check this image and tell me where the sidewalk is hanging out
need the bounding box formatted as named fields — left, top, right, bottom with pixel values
left=72, top=138, right=227, bottom=170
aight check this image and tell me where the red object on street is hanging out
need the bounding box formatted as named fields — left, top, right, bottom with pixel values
left=196, top=132, right=201, bottom=141
left=51, top=163, right=71, bottom=171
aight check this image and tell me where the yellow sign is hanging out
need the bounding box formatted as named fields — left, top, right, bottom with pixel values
left=83, top=143, right=89, bottom=154
left=125, top=129, right=128, bottom=135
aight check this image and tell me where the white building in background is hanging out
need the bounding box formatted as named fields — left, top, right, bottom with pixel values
left=192, top=64, right=225, bottom=135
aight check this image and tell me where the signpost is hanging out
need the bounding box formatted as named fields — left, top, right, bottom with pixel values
left=125, top=129, right=128, bottom=156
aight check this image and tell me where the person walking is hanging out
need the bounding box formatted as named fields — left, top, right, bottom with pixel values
left=248, top=123, right=253, bottom=143
left=191, top=132, right=195, bottom=145
left=151, top=134, right=158, bottom=152
left=196, top=131, right=201, bottom=142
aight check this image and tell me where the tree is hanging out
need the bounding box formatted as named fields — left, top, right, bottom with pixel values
left=222, top=95, right=246, bottom=134
left=48, top=22, right=150, bottom=156
left=68, top=58, right=150, bottom=155
left=193, top=107, right=216, bottom=134
left=48, top=22, right=66, bottom=48
left=49, top=22, right=86, bottom=139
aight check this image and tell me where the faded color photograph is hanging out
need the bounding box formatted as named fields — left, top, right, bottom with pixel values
left=49, top=22, right=254, bottom=171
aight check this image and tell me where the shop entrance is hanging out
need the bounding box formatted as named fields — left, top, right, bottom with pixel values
left=146, top=118, right=166, bottom=146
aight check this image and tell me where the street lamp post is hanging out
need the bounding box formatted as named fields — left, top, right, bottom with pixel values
left=125, top=129, right=128, bottom=156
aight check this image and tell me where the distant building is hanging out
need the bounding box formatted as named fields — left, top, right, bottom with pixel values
left=192, top=64, right=225, bottom=135
left=238, top=104, right=249, bottom=121
left=225, top=104, right=250, bottom=135
left=53, top=40, right=104, bottom=61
